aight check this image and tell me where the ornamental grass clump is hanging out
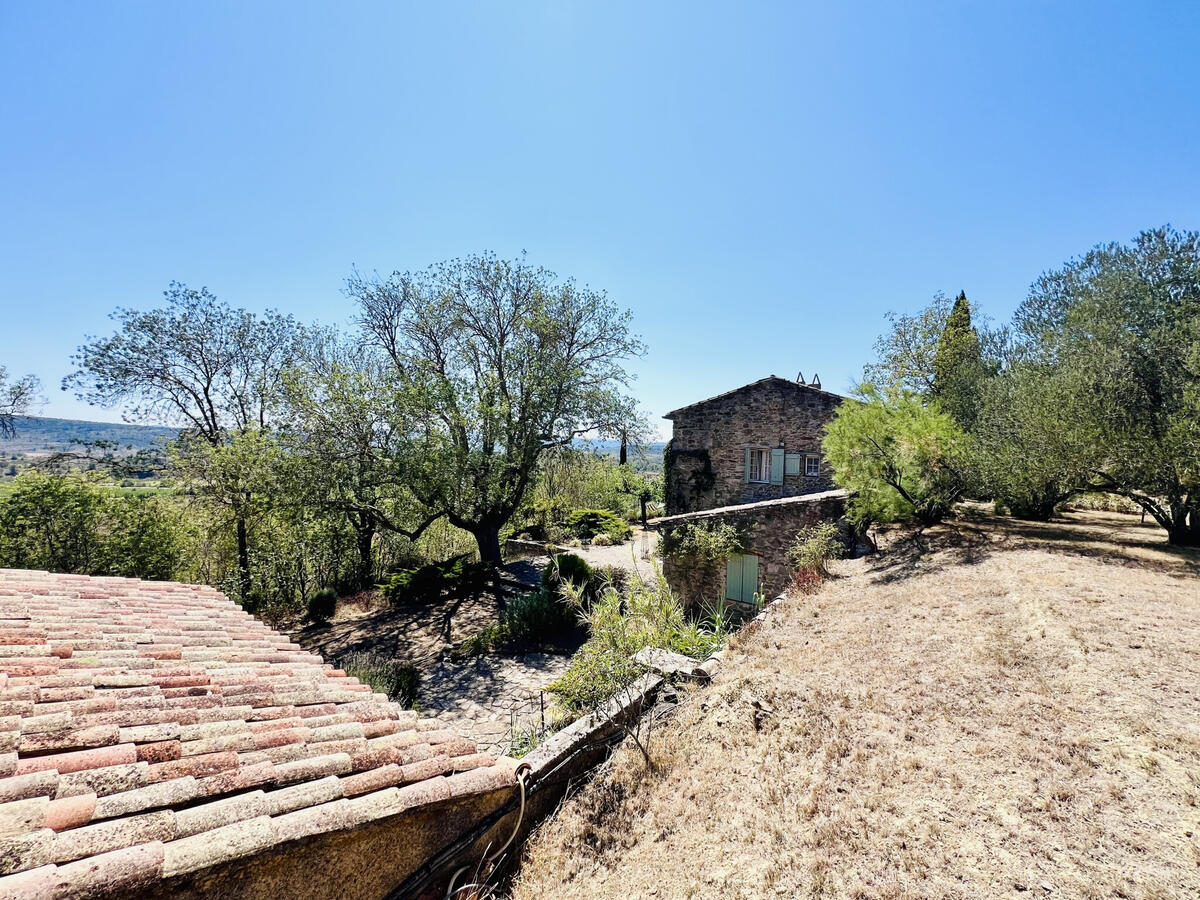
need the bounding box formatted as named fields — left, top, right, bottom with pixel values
left=546, top=569, right=728, bottom=717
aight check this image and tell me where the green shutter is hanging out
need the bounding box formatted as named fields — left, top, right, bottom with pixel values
left=725, top=555, right=743, bottom=600
left=741, top=554, right=759, bottom=602
left=743, top=448, right=752, bottom=483
left=785, top=453, right=801, bottom=476
left=770, top=448, right=785, bottom=485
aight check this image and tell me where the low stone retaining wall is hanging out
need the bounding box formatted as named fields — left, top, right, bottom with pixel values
left=653, top=489, right=849, bottom=606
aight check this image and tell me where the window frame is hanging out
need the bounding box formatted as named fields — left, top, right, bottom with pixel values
left=748, top=448, right=771, bottom=483
left=804, top=454, right=821, bottom=477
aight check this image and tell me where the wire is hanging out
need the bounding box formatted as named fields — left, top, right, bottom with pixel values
left=445, top=764, right=531, bottom=900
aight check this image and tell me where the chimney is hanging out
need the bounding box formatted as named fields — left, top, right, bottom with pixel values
left=809, top=373, right=821, bottom=389
left=795, top=370, right=805, bottom=384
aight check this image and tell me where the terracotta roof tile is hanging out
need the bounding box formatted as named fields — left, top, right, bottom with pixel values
left=0, top=569, right=513, bottom=892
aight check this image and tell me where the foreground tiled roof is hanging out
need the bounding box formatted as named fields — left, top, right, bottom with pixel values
left=0, top=570, right=510, bottom=897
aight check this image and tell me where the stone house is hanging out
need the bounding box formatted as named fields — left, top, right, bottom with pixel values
left=655, top=375, right=849, bottom=608
left=663, top=375, right=843, bottom=516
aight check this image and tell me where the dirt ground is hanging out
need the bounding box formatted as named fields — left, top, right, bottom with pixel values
left=290, top=573, right=580, bottom=751
left=510, top=509, right=1200, bottom=899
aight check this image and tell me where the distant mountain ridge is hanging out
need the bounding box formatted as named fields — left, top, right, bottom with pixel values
left=2, top=416, right=179, bottom=457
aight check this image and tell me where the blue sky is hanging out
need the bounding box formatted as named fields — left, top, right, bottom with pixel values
left=3, top=1, right=1198, bottom=435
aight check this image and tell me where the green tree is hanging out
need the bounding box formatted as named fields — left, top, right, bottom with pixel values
left=279, top=331, right=433, bottom=588
left=63, top=283, right=304, bottom=596
left=972, top=362, right=1095, bottom=521
left=933, top=291, right=984, bottom=428
left=353, top=253, right=644, bottom=564
left=0, top=366, right=41, bottom=438
left=822, top=385, right=973, bottom=527
left=0, top=471, right=180, bottom=578
left=1015, top=226, right=1200, bottom=545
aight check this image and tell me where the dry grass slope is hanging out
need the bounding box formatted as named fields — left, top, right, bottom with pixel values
left=510, top=510, right=1200, bottom=899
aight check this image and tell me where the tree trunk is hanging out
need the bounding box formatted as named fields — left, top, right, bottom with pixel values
left=472, top=525, right=503, bottom=566
left=235, top=516, right=252, bottom=601
left=619, top=430, right=628, bottom=466
left=1167, top=503, right=1200, bottom=547
left=355, top=524, right=375, bottom=589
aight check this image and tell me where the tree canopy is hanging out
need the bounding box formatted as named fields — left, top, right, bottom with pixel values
left=0, top=366, right=41, bottom=438
left=932, top=291, right=984, bottom=428
left=1014, top=226, right=1200, bottom=544
left=822, top=385, right=973, bottom=527
left=352, top=253, right=644, bottom=562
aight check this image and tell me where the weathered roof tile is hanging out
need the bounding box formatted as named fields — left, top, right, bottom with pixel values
left=0, top=570, right=509, bottom=891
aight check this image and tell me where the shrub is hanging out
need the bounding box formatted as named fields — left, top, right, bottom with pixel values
left=306, top=587, right=338, bottom=623
left=786, top=522, right=846, bottom=579
left=658, top=520, right=742, bottom=606
left=541, top=553, right=603, bottom=608
left=450, top=586, right=580, bottom=661
left=564, top=508, right=631, bottom=543
left=591, top=533, right=616, bottom=546
left=379, top=554, right=490, bottom=606
left=340, top=652, right=420, bottom=709
left=547, top=569, right=727, bottom=716
left=507, top=589, right=577, bottom=640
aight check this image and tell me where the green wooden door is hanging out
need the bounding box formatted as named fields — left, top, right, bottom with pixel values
left=725, top=553, right=760, bottom=602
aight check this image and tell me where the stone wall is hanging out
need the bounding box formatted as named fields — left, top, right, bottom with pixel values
left=655, top=490, right=849, bottom=610
left=664, top=377, right=843, bottom=515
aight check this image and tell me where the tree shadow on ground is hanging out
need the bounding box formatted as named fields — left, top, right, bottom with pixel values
left=865, top=508, right=1200, bottom=586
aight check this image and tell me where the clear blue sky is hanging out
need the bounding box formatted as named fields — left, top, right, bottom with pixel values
left=3, top=2, right=1198, bottom=435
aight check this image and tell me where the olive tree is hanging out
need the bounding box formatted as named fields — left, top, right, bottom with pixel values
left=1015, top=226, right=1200, bottom=545
left=63, top=283, right=304, bottom=596
left=353, top=253, right=644, bottom=564
left=278, top=330, right=435, bottom=587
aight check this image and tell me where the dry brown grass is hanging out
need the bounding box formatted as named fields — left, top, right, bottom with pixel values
left=509, top=510, right=1200, bottom=899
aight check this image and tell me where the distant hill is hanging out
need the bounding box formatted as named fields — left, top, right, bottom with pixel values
left=1, top=416, right=179, bottom=458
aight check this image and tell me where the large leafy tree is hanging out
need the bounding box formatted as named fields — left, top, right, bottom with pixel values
left=972, top=362, right=1097, bottom=520
left=0, top=366, right=41, bottom=438
left=1015, top=226, right=1200, bottom=545
left=353, top=253, right=644, bottom=563
left=278, top=330, right=433, bottom=588
left=63, top=283, right=304, bottom=595
left=822, top=385, right=973, bottom=527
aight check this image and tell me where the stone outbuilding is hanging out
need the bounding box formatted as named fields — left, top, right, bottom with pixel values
left=0, top=569, right=521, bottom=900
left=656, top=375, right=849, bottom=609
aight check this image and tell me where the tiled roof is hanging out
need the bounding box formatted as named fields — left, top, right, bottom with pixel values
left=663, top=375, right=846, bottom=419
left=0, top=570, right=511, bottom=896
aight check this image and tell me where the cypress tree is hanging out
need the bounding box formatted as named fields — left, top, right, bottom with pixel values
left=933, top=291, right=983, bottom=428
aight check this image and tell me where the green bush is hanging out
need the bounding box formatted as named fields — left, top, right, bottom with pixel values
left=786, top=522, right=846, bottom=578
left=449, top=587, right=579, bottom=661
left=546, top=570, right=728, bottom=716
left=379, top=554, right=490, bottom=606
left=564, top=508, right=631, bottom=543
left=541, top=553, right=602, bottom=609
left=306, top=587, right=338, bottom=623
left=340, top=652, right=420, bottom=709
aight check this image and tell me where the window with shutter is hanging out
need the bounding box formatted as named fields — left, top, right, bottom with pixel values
left=747, top=448, right=771, bottom=483
left=805, top=454, right=821, bottom=476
